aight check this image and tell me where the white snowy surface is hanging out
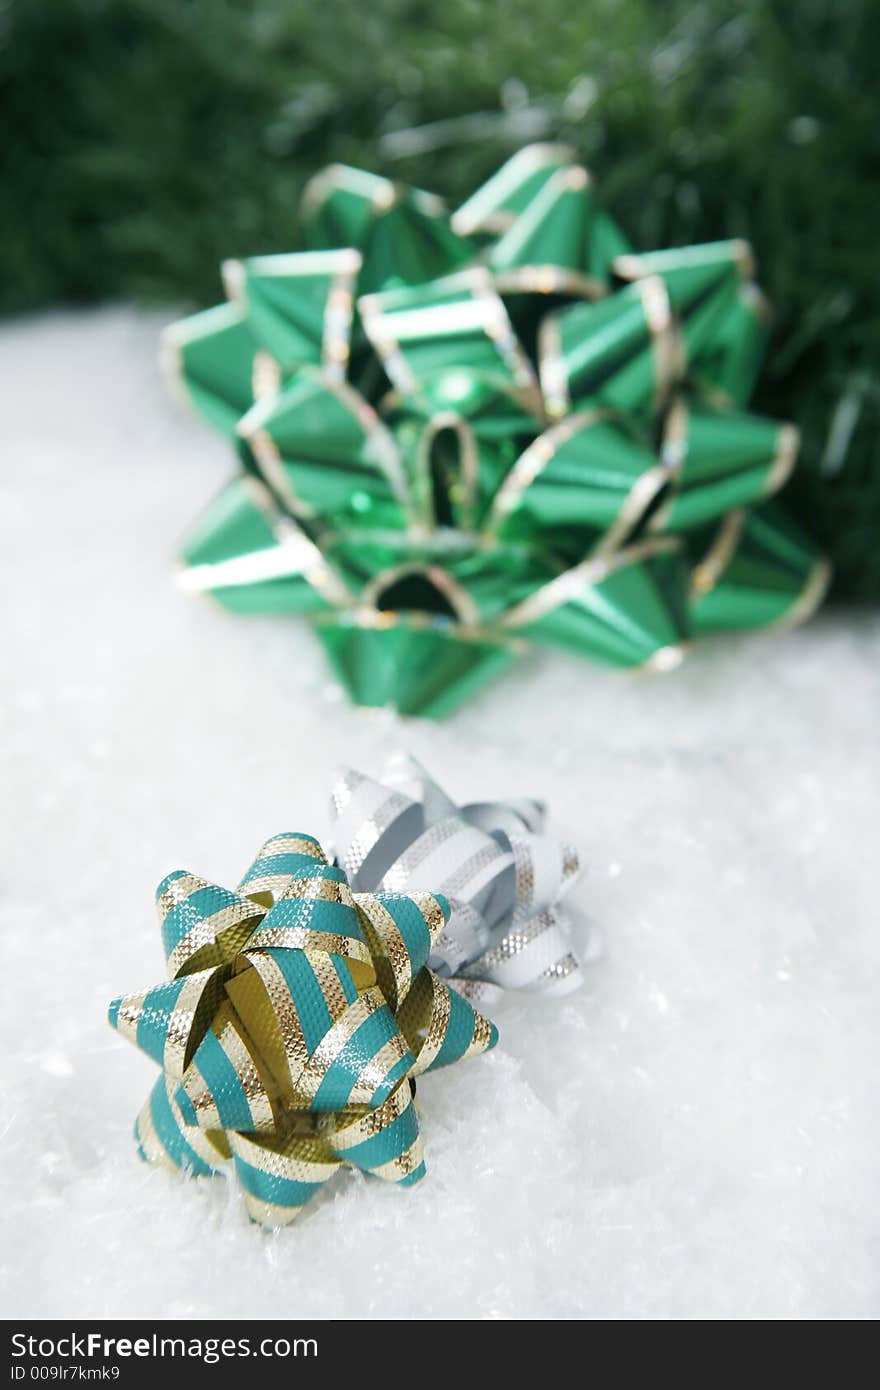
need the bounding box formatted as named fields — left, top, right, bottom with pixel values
left=1, top=307, right=878, bottom=1321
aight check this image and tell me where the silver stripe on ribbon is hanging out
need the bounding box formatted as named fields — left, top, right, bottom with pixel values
left=328, top=755, right=586, bottom=996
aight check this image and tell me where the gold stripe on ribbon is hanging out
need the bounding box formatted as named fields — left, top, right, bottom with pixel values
left=368, top=1135, right=425, bottom=1183
left=256, top=834, right=327, bottom=860
left=246, top=926, right=372, bottom=964
left=492, top=265, right=607, bottom=301
left=690, top=508, right=747, bottom=597
left=171, top=1095, right=228, bottom=1169
left=763, top=423, right=800, bottom=495
left=354, top=894, right=413, bottom=1006
left=251, top=350, right=282, bottom=400
left=114, top=991, right=147, bottom=1046
left=135, top=1093, right=175, bottom=1170
left=360, top=562, right=482, bottom=628
left=238, top=951, right=310, bottom=1090
left=329, top=1082, right=413, bottom=1152
left=346, top=1033, right=412, bottom=1108
left=229, top=1131, right=339, bottom=1181
left=178, top=476, right=356, bottom=610
left=163, top=968, right=226, bottom=1082
left=156, top=873, right=206, bottom=924
left=415, top=411, right=480, bottom=530
left=229, top=1131, right=342, bottom=1226
left=639, top=391, right=688, bottom=536
left=179, top=1064, right=222, bottom=1132
left=290, top=988, right=387, bottom=1104
left=321, top=251, right=362, bottom=379
left=240, top=1195, right=301, bottom=1228
left=409, top=893, right=448, bottom=947
left=214, top=1014, right=276, bottom=1132
left=167, top=900, right=264, bottom=978
left=499, top=535, right=681, bottom=633
left=450, top=141, right=577, bottom=237
left=241, top=375, right=412, bottom=525
left=774, top=558, right=833, bottom=629
left=410, top=973, right=452, bottom=1076
left=277, top=873, right=357, bottom=907
left=536, top=309, right=568, bottom=419
left=485, top=409, right=610, bottom=534
left=307, top=949, right=352, bottom=1022
left=466, top=1010, right=496, bottom=1060
left=637, top=276, right=683, bottom=409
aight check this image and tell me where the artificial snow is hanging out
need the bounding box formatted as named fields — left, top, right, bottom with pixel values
left=1, top=307, right=877, bottom=1320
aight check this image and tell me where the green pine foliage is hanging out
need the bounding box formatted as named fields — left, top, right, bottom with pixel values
left=3, top=0, right=878, bottom=597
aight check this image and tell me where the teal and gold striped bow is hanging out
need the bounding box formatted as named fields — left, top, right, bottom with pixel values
left=108, top=833, right=497, bottom=1226
left=164, top=143, right=829, bottom=717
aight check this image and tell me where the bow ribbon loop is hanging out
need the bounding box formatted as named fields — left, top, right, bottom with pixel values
left=330, top=757, right=585, bottom=1000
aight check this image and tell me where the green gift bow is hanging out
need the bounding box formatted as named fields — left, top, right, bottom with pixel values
left=163, top=143, right=829, bottom=717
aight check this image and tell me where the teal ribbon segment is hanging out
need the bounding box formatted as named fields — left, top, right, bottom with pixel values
left=164, top=145, right=829, bottom=716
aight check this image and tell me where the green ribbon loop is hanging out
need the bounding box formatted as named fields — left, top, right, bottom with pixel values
left=165, top=144, right=828, bottom=718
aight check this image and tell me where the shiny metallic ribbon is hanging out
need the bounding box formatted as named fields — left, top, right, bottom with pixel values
left=164, top=143, right=830, bottom=717
left=108, top=832, right=497, bottom=1226
left=330, top=756, right=583, bottom=1009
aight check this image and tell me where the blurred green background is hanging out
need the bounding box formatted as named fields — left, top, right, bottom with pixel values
left=4, top=0, right=878, bottom=597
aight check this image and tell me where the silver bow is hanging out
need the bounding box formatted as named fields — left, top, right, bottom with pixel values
left=330, top=756, right=584, bottom=1007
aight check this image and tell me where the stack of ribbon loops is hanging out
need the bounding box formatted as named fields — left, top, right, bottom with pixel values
left=166, top=143, right=829, bottom=717
left=330, top=755, right=584, bottom=1008
left=109, top=833, right=497, bottom=1226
